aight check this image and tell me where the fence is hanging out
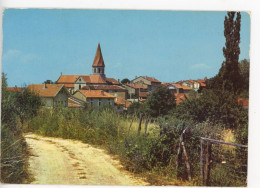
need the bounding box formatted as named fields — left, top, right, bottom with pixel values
left=176, top=129, right=248, bottom=186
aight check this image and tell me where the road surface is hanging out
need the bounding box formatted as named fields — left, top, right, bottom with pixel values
left=25, top=133, right=148, bottom=185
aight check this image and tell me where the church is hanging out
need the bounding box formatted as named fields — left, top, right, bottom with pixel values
left=56, top=44, right=127, bottom=100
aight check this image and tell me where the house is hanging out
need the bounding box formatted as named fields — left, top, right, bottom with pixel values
left=67, top=96, right=86, bottom=108
left=182, top=80, right=193, bottom=89
left=82, top=85, right=127, bottom=99
left=27, top=84, right=70, bottom=107
left=7, top=86, right=24, bottom=93
left=73, top=90, right=115, bottom=109
left=132, top=76, right=161, bottom=91
left=180, top=84, right=192, bottom=93
left=123, top=83, right=147, bottom=98
left=165, top=83, right=181, bottom=94
left=139, top=92, right=150, bottom=101
left=56, top=75, right=80, bottom=94
left=174, top=93, right=189, bottom=105
left=114, top=96, right=132, bottom=112
left=178, top=79, right=206, bottom=91
left=74, top=75, right=107, bottom=90
left=106, top=78, right=121, bottom=85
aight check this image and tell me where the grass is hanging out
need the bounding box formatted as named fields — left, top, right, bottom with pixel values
left=24, top=107, right=247, bottom=186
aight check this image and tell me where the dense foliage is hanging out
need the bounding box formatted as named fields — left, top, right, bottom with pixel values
left=1, top=73, right=41, bottom=183
left=207, top=12, right=242, bottom=94
left=145, top=87, right=176, bottom=117
left=121, top=78, right=130, bottom=84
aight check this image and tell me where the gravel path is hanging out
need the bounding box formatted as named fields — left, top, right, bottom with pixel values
left=25, top=133, right=148, bottom=185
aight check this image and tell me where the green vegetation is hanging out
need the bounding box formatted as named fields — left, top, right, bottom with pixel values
left=1, top=73, right=42, bottom=183
left=1, top=11, right=248, bottom=186
left=121, top=78, right=130, bottom=84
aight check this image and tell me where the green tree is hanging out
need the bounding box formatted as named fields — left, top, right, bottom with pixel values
left=121, top=78, right=130, bottom=84
left=145, top=86, right=176, bottom=117
left=14, top=88, right=42, bottom=125
left=1, top=73, right=17, bottom=125
left=207, top=12, right=241, bottom=93
left=173, top=89, right=245, bottom=129
left=239, top=59, right=250, bottom=97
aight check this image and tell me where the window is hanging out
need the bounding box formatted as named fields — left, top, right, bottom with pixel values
left=79, top=85, right=81, bottom=89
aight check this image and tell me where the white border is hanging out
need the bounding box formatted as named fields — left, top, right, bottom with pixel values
left=1, top=0, right=259, bottom=188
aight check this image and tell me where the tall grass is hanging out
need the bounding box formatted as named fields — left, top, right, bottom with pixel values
left=26, top=107, right=247, bottom=186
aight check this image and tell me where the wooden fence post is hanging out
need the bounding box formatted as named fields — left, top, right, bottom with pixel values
left=204, top=141, right=212, bottom=186
left=137, top=114, right=143, bottom=136
left=144, top=116, right=150, bottom=135
left=127, top=116, right=135, bottom=137
left=200, top=139, right=205, bottom=186
left=182, top=141, right=192, bottom=181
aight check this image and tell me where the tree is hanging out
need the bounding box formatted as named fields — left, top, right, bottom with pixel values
left=239, top=59, right=250, bottom=96
left=145, top=87, right=176, bottom=117
left=207, top=12, right=241, bottom=93
left=121, top=78, right=130, bottom=84
left=43, top=80, right=54, bottom=84
left=173, top=89, right=245, bottom=129
left=1, top=73, right=17, bottom=125
left=14, top=88, right=42, bottom=125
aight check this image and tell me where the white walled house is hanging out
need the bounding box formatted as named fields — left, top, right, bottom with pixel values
left=132, top=76, right=161, bottom=91
left=73, top=90, right=115, bottom=109
left=27, top=84, right=70, bottom=107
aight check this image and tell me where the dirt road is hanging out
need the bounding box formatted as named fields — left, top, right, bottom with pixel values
left=25, top=133, right=148, bottom=185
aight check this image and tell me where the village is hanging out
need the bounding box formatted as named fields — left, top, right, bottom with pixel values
left=7, top=43, right=210, bottom=111
left=1, top=9, right=251, bottom=186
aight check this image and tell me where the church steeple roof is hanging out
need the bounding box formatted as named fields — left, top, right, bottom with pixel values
left=92, top=43, right=105, bottom=67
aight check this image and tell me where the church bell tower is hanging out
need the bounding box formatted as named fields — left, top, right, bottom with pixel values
left=92, top=43, right=106, bottom=80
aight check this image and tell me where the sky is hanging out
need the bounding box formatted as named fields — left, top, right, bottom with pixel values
left=2, top=9, right=250, bottom=87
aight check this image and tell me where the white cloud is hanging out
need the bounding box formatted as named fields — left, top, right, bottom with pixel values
left=3, top=49, right=40, bottom=64
left=21, top=54, right=40, bottom=63
left=3, top=49, right=21, bottom=60
left=190, top=63, right=210, bottom=70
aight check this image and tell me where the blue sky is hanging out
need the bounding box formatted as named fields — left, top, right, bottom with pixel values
left=2, top=9, right=250, bottom=87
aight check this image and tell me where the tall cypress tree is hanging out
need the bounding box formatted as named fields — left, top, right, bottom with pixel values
left=207, top=12, right=241, bottom=93
left=219, top=11, right=241, bottom=92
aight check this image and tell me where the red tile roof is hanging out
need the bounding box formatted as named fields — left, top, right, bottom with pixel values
left=139, top=92, right=150, bottom=98
left=161, top=83, right=171, bottom=86
left=57, top=75, right=80, bottom=84
left=106, top=78, right=120, bottom=85
left=172, top=83, right=184, bottom=89
left=199, top=82, right=206, bottom=87
left=28, top=84, right=67, bottom=97
left=114, top=97, right=132, bottom=108
left=78, top=90, right=115, bottom=98
left=181, top=85, right=192, bottom=90
left=174, top=93, right=188, bottom=104
left=139, top=99, right=146, bottom=103
left=93, top=85, right=126, bottom=91
left=238, top=98, right=249, bottom=107
left=64, top=84, right=74, bottom=88
left=80, top=75, right=107, bottom=84
left=7, top=87, right=23, bottom=92
left=126, top=83, right=147, bottom=89
left=143, top=76, right=161, bottom=83
left=92, top=44, right=105, bottom=67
